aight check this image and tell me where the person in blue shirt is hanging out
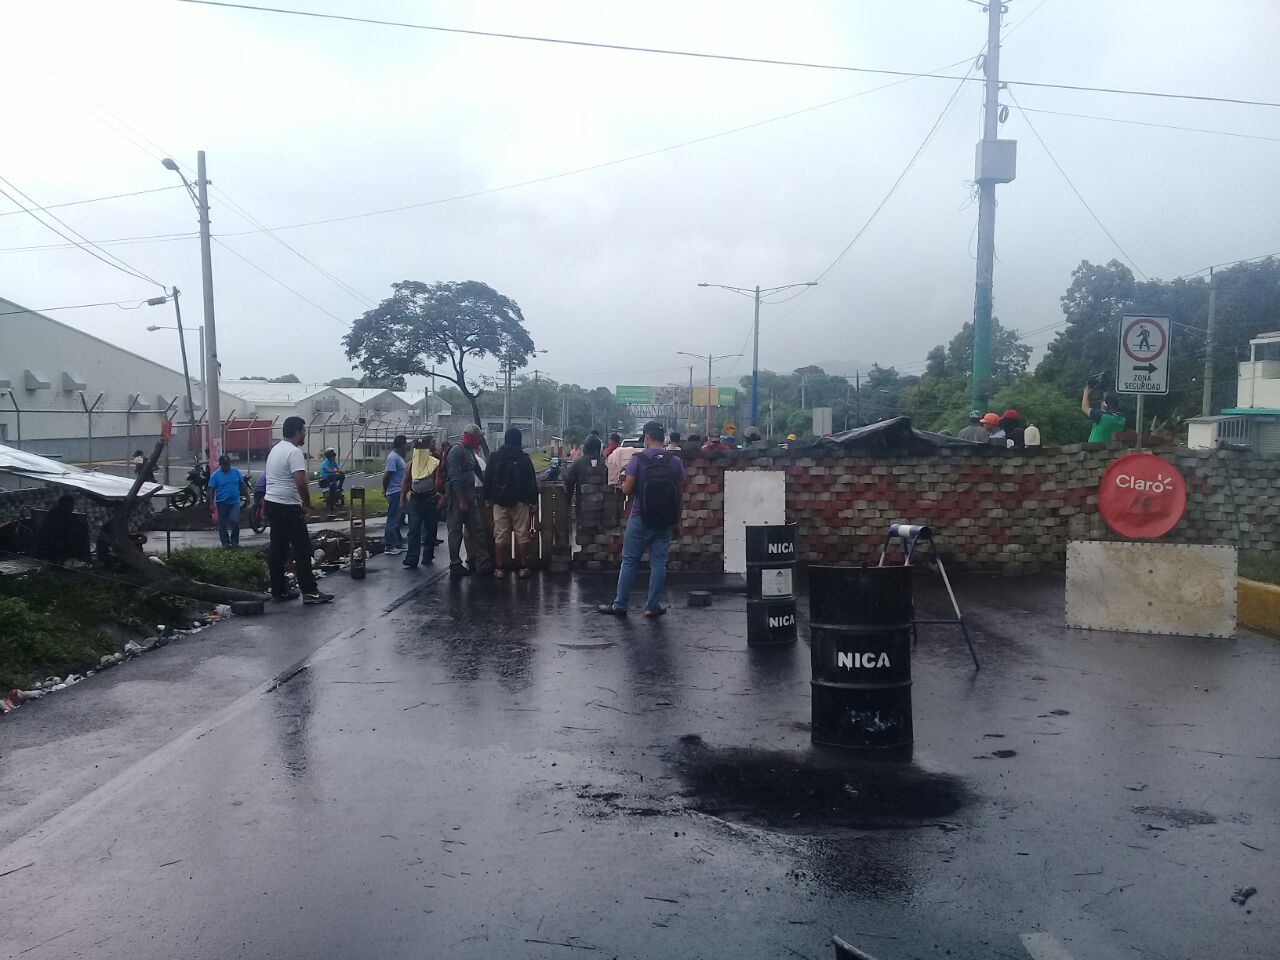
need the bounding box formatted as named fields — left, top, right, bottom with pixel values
left=382, top=435, right=408, bottom=555
left=318, top=448, right=345, bottom=508
left=207, top=454, right=249, bottom=547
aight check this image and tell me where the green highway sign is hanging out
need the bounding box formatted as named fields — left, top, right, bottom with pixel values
left=615, top=385, right=654, bottom=404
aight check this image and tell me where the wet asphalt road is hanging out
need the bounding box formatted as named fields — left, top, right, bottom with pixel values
left=1, top=565, right=1277, bottom=959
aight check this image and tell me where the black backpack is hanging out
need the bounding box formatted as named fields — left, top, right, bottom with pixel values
left=488, top=450, right=521, bottom=506
left=638, top=452, right=680, bottom=529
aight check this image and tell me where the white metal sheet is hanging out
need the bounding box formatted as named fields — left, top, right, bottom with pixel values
left=1065, top=540, right=1237, bottom=639
left=723, top=470, right=786, bottom=574
left=0, top=442, right=180, bottom=500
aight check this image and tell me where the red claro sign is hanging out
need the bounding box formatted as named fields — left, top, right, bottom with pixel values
left=1098, top=453, right=1187, bottom=539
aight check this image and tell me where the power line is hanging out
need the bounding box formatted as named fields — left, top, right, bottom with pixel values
left=815, top=59, right=978, bottom=282
left=0, top=231, right=197, bottom=254
left=177, top=0, right=1280, bottom=110
left=5, top=55, right=977, bottom=256
left=58, top=89, right=374, bottom=308
left=1012, top=105, right=1280, bottom=144
left=0, top=184, right=184, bottom=218
left=1006, top=88, right=1148, bottom=281
left=212, top=237, right=348, bottom=325
left=0, top=175, right=166, bottom=290
left=0, top=299, right=155, bottom=317
left=759, top=50, right=983, bottom=335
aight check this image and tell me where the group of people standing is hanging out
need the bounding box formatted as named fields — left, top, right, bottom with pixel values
left=958, top=408, right=1039, bottom=448
left=379, top=424, right=540, bottom=580
left=255, top=416, right=686, bottom=615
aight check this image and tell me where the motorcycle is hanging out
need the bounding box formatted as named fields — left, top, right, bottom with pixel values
left=170, top=461, right=209, bottom=510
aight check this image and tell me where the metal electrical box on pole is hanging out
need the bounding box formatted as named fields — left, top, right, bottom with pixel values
left=970, top=1, right=1017, bottom=410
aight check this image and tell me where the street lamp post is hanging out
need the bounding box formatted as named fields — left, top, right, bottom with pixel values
left=676, top=350, right=742, bottom=440
left=162, top=152, right=221, bottom=478
left=145, top=287, right=201, bottom=454
left=698, top=280, right=817, bottom=430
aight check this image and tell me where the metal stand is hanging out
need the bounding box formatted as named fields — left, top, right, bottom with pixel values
left=349, top=486, right=367, bottom=580
left=878, top=523, right=980, bottom=670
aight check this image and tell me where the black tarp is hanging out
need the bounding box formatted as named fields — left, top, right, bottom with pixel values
left=802, top=417, right=986, bottom=455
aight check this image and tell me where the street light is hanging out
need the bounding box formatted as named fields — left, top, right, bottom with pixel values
left=161, top=152, right=222, bottom=477
left=698, top=280, right=817, bottom=429
left=676, top=350, right=742, bottom=440
left=145, top=289, right=199, bottom=455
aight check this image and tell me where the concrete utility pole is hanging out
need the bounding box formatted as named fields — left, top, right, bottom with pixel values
left=699, top=280, right=816, bottom=429
left=196, top=153, right=221, bottom=468
left=1201, top=267, right=1217, bottom=416
left=162, top=152, right=221, bottom=479
left=970, top=2, right=1017, bottom=409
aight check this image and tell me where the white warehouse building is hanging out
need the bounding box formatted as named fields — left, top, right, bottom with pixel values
left=0, top=297, right=243, bottom=463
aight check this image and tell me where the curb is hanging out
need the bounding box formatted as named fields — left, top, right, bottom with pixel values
left=1238, top=578, right=1280, bottom=637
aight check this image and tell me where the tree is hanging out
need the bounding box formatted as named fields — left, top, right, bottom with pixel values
left=327, top=377, right=361, bottom=388
left=268, top=374, right=301, bottom=383
left=343, top=280, right=535, bottom=429
left=910, top=317, right=1029, bottom=431
left=989, top=377, right=1089, bottom=446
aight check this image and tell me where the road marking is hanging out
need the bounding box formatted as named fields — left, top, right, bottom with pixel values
left=1021, top=932, right=1075, bottom=960
left=0, top=568, right=445, bottom=875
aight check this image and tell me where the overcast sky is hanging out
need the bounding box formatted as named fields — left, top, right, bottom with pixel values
left=2, top=0, right=1278, bottom=395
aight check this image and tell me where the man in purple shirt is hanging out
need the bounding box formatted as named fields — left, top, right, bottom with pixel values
left=598, top=420, right=685, bottom=618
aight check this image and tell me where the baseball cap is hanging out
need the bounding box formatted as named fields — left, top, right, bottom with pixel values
left=980, top=413, right=1001, bottom=427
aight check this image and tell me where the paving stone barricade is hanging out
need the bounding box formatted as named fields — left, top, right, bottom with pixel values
left=0, top=486, right=152, bottom=535
left=565, top=444, right=1280, bottom=574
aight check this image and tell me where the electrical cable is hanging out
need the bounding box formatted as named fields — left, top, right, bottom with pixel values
left=0, top=176, right=166, bottom=290
left=56, top=90, right=375, bottom=308
left=176, top=0, right=1280, bottom=110
left=1010, top=105, right=1280, bottom=144
left=1006, top=88, right=1148, bottom=280
left=211, top=238, right=348, bottom=325
left=0, top=299, right=155, bottom=317
left=0, top=184, right=184, bottom=218
left=758, top=49, right=983, bottom=336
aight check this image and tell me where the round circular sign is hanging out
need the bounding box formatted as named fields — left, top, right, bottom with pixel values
left=1098, top=453, right=1187, bottom=539
left=1122, top=317, right=1167, bottom=363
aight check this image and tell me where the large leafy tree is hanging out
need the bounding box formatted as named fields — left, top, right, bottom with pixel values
left=343, top=280, right=535, bottom=428
left=911, top=317, right=1030, bottom=430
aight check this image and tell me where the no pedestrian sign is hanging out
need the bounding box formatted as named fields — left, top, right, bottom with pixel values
left=1116, top=314, right=1170, bottom=395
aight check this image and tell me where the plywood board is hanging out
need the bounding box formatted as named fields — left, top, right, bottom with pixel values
left=1065, top=540, right=1237, bottom=638
left=723, top=471, right=786, bottom=574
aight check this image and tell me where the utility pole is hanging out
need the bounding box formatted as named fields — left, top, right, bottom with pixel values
left=502, top=361, right=512, bottom=434
left=687, top=365, right=695, bottom=435
left=677, top=350, right=741, bottom=440
left=699, top=280, right=816, bottom=429
left=970, top=2, right=1016, bottom=409
left=1201, top=267, right=1217, bottom=416
left=196, top=152, right=221, bottom=473
left=855, top=370, right=861, bottom=427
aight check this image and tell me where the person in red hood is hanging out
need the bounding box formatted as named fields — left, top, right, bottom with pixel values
left=999, top=409, right=1025, bottom=449
left=445, top=425, right=493, bottom=577
left=603, top=432, right=622, bottom=458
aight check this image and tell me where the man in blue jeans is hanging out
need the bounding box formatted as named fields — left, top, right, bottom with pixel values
left=598, top=420, right=685, bottom=618
left=382, top=434, right=408, bottom=555
left=207, top=454, right=248, bottom=547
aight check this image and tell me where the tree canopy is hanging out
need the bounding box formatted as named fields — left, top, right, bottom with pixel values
left=343, top=280, right=535, bottom=427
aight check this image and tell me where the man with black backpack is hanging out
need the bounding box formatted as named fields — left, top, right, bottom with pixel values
left=598, top=420, right=685, bottom=618
left=484, top=427, right=539, bottom=579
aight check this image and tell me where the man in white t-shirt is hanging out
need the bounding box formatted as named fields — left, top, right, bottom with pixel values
left=264, top=416, right=333, bottom=605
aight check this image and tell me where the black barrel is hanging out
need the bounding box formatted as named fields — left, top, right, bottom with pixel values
left=745, top=523, right=796, bottom=645
left=808, top=565, right=912, bottom=754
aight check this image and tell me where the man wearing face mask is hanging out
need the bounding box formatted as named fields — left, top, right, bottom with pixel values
left=445, top=425, right=493, bottom=578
